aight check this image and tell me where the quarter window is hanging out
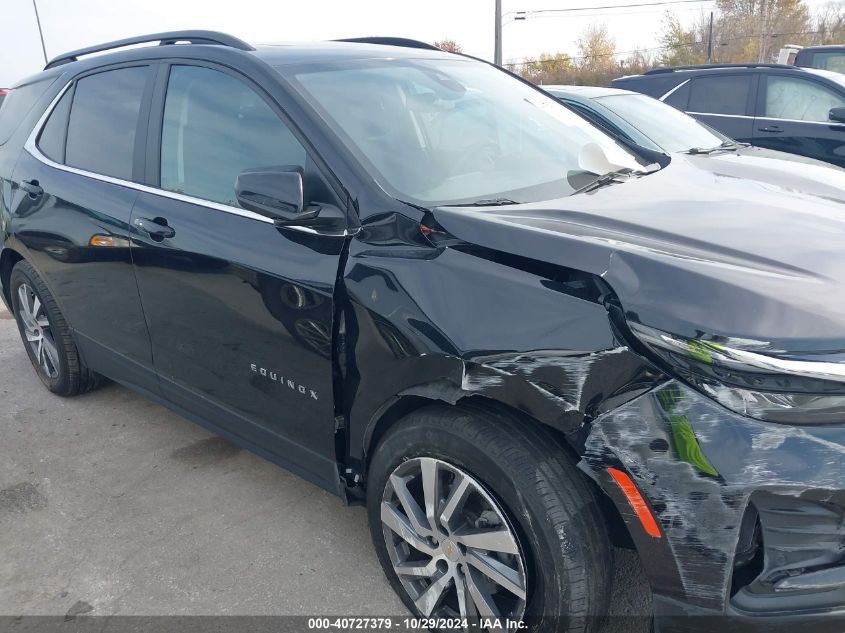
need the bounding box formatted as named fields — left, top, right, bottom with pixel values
left=160, top=65, right=306, bottom=208
left=37, top=88, right=73, bottom=163
left=65, top=66, right=148, bottom=180
left=764, top=75, right=845, bottom=122
left=688, top=75, right=751, bottom=115
left=663, top=81, right=690, bottom=109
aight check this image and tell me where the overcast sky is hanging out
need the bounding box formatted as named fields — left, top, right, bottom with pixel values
left=0, top=0, right=835, bottom=86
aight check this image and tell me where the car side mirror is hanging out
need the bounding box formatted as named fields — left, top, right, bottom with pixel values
left=235, top=166, right=347, bottom=232
left=235, top=166, right=318, bottom=224
left=830, top=107, right=845, bottom=123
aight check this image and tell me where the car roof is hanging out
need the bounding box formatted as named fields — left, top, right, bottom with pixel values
left=12, top=35, right=465, bottom=88
left=252, top=41, right=460, bottom=66
left=800, top=45, right=845, bottom=52
left=543, top=85, right=634, bottom=99
left=622, top=63, right=841, bottom=81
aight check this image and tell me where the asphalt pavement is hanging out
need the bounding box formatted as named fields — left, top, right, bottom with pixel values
left=0, top=300, right=650, bottom=629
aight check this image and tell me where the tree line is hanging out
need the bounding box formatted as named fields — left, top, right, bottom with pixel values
left=481, top=0, right=845, bottom=87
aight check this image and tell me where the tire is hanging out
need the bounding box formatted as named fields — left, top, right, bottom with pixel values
left=10, top=260, right=102, bottom=396
left=367, top=404, right=612, bottom=633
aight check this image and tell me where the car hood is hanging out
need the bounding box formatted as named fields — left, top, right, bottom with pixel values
left=432, top=154, right=845, bottom=353
left=693, top=145, right=845, bottom=199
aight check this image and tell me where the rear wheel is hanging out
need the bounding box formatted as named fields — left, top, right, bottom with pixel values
left=367, top=405, right=613, bottom=632
left=10, top=260, right=102, bottom=396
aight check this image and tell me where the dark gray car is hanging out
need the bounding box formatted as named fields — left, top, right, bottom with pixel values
left=613, top=63, right=845, bottom=167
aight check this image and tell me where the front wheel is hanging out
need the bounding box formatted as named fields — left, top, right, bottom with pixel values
left=367, top=405, right=613, bottom=633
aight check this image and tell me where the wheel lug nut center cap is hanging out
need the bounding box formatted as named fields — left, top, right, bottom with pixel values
left=442, top=538, right=460, bottom=562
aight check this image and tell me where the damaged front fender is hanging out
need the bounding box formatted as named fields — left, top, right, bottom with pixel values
left=342, top=223, right=665, bottom=464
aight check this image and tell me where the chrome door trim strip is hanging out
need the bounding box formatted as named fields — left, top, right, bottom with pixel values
left=753, top=115, right=845, bottom=126
left=659, top=78, right=690, bottom=102
left=687, top=110, right=845, bottom=126
left=686, top=112, right=754, bottom=119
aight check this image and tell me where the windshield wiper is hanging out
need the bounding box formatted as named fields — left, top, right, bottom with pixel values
left=687, top=140, right=747, bottom=155
left=444, top=197, right=521, bottom=207
left=572, top=169, right=634, bottom=195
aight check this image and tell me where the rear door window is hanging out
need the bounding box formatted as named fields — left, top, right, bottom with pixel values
left=65, top=66, right=148, bottom=180
left=688, top=75, right=752, bottom=115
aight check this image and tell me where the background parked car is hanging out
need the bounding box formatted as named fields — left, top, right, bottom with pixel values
left=613, top=63, right=845, bottom=167
left=545, top=85, right=845, bottom=199
left=545, top=85, right=733, bottom=154
left=779, top=44, right=845, bottom=72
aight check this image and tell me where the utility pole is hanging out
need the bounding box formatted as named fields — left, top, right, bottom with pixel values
left=494, top=0, right=502, bottom=66
left=32, top=0, right=48, bottom=65
left=707, top=11, right=713, bottom=63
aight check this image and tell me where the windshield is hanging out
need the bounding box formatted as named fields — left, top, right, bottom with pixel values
left=284, top=58, right=643, bottom=206
left=595, top=93, right=730, bottom=153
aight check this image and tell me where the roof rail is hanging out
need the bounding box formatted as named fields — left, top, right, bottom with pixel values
left=333, top=37, right=441, bottom=51
left=644, top=63, right=797, bottom=75
left=45, top=30, right=254, bottom=69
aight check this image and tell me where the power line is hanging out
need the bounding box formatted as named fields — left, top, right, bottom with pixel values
left=508, top=0, right=713, bottom=19
left=519, top=5, right=714, bottom=20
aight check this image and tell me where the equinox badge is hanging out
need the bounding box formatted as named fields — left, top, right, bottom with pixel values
left=250, top=364, right=318, bottom=400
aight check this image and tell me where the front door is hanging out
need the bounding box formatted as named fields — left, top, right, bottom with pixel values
left=753, top=73, right=845, bottom=167
left=130, top=63, right=347, bottom=490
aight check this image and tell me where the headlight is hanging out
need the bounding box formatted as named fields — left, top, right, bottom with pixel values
left=629, top=322, right=845, bottom=425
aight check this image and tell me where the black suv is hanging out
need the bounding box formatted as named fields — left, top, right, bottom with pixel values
left=3, top=31, right=845, bottom=633
left=613, top=63, right=845, bottom=167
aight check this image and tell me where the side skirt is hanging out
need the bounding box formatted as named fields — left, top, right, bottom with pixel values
left=74, top=331, right=346, bottom=500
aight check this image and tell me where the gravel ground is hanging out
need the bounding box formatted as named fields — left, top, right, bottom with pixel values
left=0, top=300, right=651, bottom=629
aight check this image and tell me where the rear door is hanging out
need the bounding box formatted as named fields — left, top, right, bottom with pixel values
left=9, top=64, right=157, bottom=391
left=130, top=62, right=348, bottom=490
left=753, top=72, right=845, bottom=167
left=683, top=73, right=757, bottom=142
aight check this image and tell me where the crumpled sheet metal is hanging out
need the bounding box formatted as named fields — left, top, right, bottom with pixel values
left=581, top=380, right=845, bottom=609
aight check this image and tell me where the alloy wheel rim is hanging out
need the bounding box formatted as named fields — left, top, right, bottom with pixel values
left=381, top=457, right=527, bottom=630
left=17, top=283, right=59, bottom=379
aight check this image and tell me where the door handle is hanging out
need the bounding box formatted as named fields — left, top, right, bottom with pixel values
left=757, top=125, right=784, bottom=133
left=133, top=217, right=175, bottom=240
left=21, top=180, right=43, bottom=199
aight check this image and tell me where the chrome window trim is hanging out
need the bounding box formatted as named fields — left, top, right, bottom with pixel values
left=688, top=110, right=845, bottom=126
left=754, top=115, right=845, bottom=126
left=686, top=112, right=754, bottom=119
left=659, top=78, right=690, bottom=102
left=24, top=78, right=352, bottom=236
